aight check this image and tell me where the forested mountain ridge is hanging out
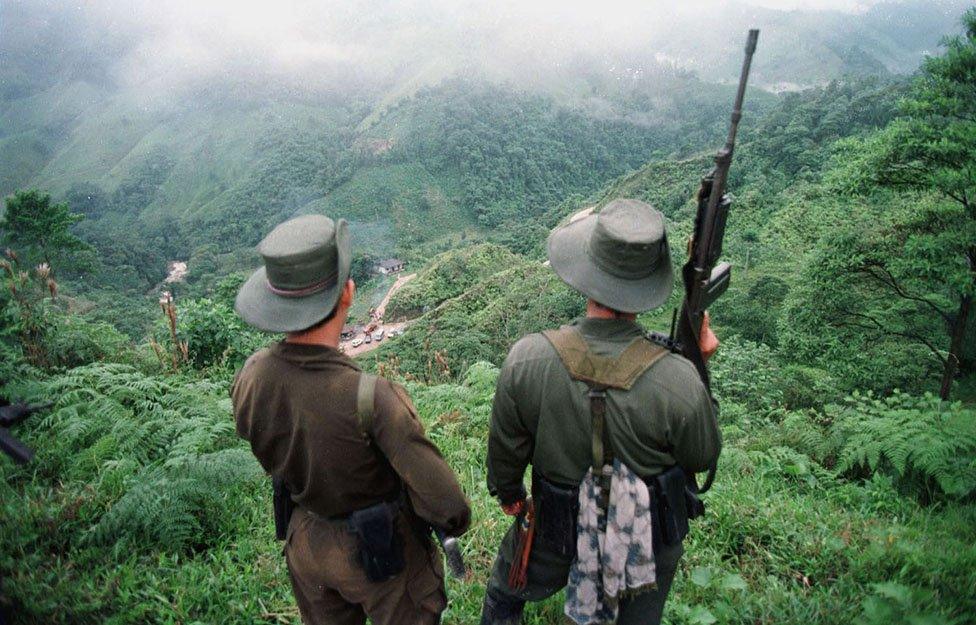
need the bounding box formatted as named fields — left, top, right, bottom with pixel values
left=1, top=0, right=970, bottom=270
left=363, top=67, right=972, bottom=402
left=654, top=0, right=974, bottom=85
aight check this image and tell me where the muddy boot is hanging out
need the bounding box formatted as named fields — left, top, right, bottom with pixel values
left=479, top=590, right=525, bottom=625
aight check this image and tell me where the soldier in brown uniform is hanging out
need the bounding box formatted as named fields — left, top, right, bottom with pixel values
left=231, top=215, right=471, bottom=625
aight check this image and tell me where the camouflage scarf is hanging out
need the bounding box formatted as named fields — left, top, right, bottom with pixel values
left=565, top=459, right=657, bottom=625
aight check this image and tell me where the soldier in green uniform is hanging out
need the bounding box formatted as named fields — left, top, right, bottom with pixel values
left=481, top=199, right=721, bottom=625
left=231, top=215, right=471, bottom=625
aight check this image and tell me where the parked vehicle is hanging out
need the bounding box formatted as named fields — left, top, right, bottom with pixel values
left=372, top=329, right=385, bottom=342
left=351, top=337, right=364, bottom=348
left=364, top=334, right=372, bottom=344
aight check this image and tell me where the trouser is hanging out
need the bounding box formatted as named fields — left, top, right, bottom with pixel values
left=285, top=507, right=447, bottom=625
left=483, top=518, right=684, bottom=625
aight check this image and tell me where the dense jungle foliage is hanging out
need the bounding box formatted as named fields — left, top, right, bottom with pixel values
left=2, top=7, right=976, bottom=625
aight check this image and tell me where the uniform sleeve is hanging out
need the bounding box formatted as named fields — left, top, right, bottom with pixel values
left=668, top=375, right=722, bottom=474
left=371, top=379, right=471, bottom=537
left=486, top=350, right=532, bottom=504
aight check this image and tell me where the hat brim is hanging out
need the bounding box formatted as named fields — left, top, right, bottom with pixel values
left=235, top=220, right=352, bottom=333
left=547, top=213, right=674, bottom=313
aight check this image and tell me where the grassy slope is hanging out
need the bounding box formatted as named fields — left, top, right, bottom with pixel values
left=383, top=243, right=521, bottom=322
left=2, top=358, right=973, bottom=624
left=302, top=162, right=477, bottom=247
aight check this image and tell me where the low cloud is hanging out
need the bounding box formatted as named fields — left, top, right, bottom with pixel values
left=4, top=0, right=896, bottom=96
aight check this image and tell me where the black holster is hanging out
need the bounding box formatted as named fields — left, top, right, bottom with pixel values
left=532, top=471, right=579, bottom=558
left=651, top=466, right=705, bottom=547
left=272, top=476, right=295, bottom=541
left=348, top=501, right=406, bottom=583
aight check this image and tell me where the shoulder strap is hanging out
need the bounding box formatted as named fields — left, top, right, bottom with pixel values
left=541, top=326, right=669, bottom=390
left=356, top=372, right=378, bottom=441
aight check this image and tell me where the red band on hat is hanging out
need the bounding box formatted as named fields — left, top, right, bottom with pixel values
left=266, top=275, right=335, bottom=298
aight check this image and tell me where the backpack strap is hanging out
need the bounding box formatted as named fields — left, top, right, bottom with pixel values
left=356, top=372, right=378, bottom=441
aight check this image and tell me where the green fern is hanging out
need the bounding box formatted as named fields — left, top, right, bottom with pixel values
left=9, top=362, right=264, bottom=554
left=830, top=391, right=976, bottom=500
left=90, top=449, right=260, bottom=553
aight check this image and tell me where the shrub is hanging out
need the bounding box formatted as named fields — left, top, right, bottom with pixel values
left=8, top=362, right=262, bottom=554
left=778, top=364, right=840, bottom=410
left=710, top=336, right=785, bottom=411
left=154, top=298, right=268, bottom=371
left=39, top=311, right=129, bottom=369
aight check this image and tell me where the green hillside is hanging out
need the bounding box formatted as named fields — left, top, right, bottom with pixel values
left=2, top=6, right=976, bottom=625
left=2, top=337, right=974, bottom=624
left=384, top=243, right=521, bottom=321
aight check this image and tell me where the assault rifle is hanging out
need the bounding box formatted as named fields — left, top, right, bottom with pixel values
left=676, top=29, right=759, bottom=493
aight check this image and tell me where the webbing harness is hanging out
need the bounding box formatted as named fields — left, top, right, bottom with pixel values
left=356, top=372, right=378, bottom=441
left=353, top=371, right=409, bottom=513
left=541, top=326, right=668, bottom=515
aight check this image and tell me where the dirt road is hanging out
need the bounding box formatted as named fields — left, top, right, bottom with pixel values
left=341, top=272, right=416, bottom=358
left=375, top=272, right=415, bottom=319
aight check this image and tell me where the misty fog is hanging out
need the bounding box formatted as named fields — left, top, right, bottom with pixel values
left=4, top=0, right=969, bottom=100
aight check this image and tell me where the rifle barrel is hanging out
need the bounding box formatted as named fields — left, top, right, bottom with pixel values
left=699, top=29, right=759, bottom=273
left=725, top=29, right=759, bottom=148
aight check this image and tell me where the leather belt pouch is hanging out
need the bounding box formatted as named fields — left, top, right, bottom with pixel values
left=348, top=502, right=406, bottom=582
left=533, top=472, right=579, bottom=558
left=653, top=466, right=690, bottom=546
left=272, top=476, right=295, bottom=541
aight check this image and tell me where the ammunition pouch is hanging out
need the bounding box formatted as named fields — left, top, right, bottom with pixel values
left=272, top=476, right=295, bottom=541
left=650, top=466, right=704, bottom=547
left=534, top=466, right=703, bottom=559
left=348, top=501, right=406, bottom=583
left=532, top=471, right=579, bottom=559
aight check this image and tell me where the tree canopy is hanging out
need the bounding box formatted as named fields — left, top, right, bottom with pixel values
left=1, top=189, right=94, bottom=273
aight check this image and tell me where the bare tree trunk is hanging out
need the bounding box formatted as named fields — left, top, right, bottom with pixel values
left=940, top=293, right=972, bottom=400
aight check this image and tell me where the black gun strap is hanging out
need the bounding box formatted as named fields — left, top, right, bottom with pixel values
left=675, top=304, right=718, bottom=493
left=0, top=426, right=33, bottom=464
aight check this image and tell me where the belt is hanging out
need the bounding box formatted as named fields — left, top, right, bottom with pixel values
left=303, top=497, right=402, bottom=523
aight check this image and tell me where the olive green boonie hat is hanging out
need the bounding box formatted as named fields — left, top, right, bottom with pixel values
left=235, top=215, right=351, bottom=333
left=547, top=199, right=673, bottom=313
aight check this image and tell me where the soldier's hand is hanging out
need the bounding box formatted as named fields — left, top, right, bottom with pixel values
left=700, top=311, right=719, bottom=362
left=501, top=500, right=525, bottom=516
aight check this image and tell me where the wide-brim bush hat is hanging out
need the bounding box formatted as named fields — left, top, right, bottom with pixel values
left=548, top=198, right=673, bottom=313
left=235, top=215, right=351, bottom=332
